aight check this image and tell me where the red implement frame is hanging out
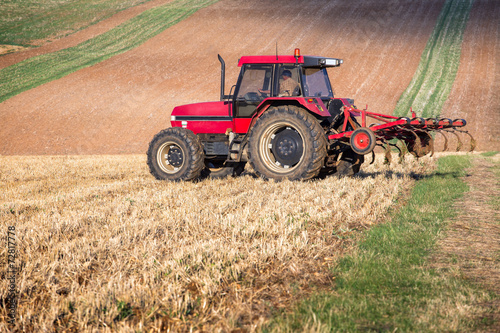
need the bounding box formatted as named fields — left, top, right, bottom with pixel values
left=327, top=105, right=474, bottom=157
left=329, top=107, right=465, bottom=139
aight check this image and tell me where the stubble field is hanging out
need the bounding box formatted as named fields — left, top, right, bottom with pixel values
left=1, top=0, right=498, bottom=330
left=0, top=155, right=434, bottom=331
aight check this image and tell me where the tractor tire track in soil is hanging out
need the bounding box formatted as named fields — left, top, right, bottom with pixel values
left=432, top=155, right=500, bottom=332
left=0, top=0, right=445, bottom=155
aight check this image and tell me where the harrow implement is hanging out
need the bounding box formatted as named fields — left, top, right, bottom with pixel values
left=328, top=105, right=475, bottom=160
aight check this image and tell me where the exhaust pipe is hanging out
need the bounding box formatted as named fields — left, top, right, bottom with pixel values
left=218, top=54, right=225, bottom=101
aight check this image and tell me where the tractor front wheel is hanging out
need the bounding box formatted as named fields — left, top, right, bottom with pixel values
left=248, top=106, right=327, bottom=180
left=147, top=127, right=205, bottom=181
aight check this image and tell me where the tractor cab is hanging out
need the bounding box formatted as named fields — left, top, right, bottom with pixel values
left=171, top=49, right=344, bottom=136
left=231, top=49, right=342, bottom=119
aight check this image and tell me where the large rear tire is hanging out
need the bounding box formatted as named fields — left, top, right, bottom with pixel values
left=248, top=106, right=327, bottom=180
left=147, top=128, right=205, bottom=181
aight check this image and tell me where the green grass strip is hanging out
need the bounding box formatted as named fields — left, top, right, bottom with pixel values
left=0, top=0, right=152, bottom=46
left=394, top=0, right=474, bottom=118
left=265, top=155, right=493, bottom=332
left=0, top=0, right=218, bottom=103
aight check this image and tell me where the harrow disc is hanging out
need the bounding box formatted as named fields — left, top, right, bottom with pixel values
left=439, top=118, right=452, bottom=126
left=426, top=118, right=438, bottom=126
left=398, top=117, right=411, bottom=125
left=406, top=131, right=433, bottom=158
left=411, top=117, right=425, bottom=126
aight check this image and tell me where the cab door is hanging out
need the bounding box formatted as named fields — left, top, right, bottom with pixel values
left=233, top=64, right=274, bottom=118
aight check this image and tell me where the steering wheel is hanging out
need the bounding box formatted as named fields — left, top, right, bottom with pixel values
left=257, top=90, right=269, bottom=98
left=244, top=92, right=260, bottom=102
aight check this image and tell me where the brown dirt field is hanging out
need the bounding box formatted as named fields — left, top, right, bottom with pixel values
left=442, top=0, right=500, bottom=152
left=0, top=0, right=175, bottom=69
left=0, top=0, right=446, bottom=155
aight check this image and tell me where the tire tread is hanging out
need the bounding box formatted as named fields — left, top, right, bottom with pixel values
left=248, top=105, right=327, bottom=180
left=146, top=127, right=204, bottom=181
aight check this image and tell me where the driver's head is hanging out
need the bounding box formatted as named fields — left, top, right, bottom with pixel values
left=282, top=70, right=292, bottom=79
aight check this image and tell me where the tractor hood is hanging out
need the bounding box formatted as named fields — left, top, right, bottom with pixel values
left=170, top=101, right=231, bottom=120
left=170, top=101, right=233, bottom=134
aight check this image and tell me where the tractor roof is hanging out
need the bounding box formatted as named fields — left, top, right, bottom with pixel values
left=238, top=52, right=343, bottom=68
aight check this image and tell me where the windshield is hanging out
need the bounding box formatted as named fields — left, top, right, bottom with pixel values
left=301, top=67, right=333, bottom=97
left=236, top=64, right=273, bottom=99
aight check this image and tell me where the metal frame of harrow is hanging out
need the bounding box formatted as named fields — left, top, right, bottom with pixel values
left=328, top=106, right=475, bottom=160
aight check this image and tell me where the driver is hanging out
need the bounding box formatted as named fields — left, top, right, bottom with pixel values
left=278, top=70, right=299, bottom=97
left=258, top=70, right=300, bottom=97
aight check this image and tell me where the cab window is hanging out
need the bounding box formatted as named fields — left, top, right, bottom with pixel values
left=236, top=65, right=273, bottom=100
left=301, top=67, right=333, bottom=97
left=235, top=64, right=273, bottom=118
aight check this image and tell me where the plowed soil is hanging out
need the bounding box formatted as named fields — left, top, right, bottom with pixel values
left=442, top=0, right=500, bottom=152
left=0, top=0, right=497, bottom=155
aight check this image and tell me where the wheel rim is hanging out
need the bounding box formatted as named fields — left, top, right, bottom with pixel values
left=157, top=141, right=184, bottom=174
left=259, top=122, right=304, bottom=173
left=353, top=132, right=370, bottom=150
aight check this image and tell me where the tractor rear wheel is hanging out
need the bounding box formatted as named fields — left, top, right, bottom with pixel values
left=147, top=127, right=205, bottom=181
left=248, top=106, right=327, bottom=180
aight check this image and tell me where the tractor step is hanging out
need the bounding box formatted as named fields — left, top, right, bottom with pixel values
left=229, top=138, right=243, bottom=154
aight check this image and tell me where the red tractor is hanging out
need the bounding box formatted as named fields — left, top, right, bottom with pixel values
left=147, top=49, right=471, bottom=181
